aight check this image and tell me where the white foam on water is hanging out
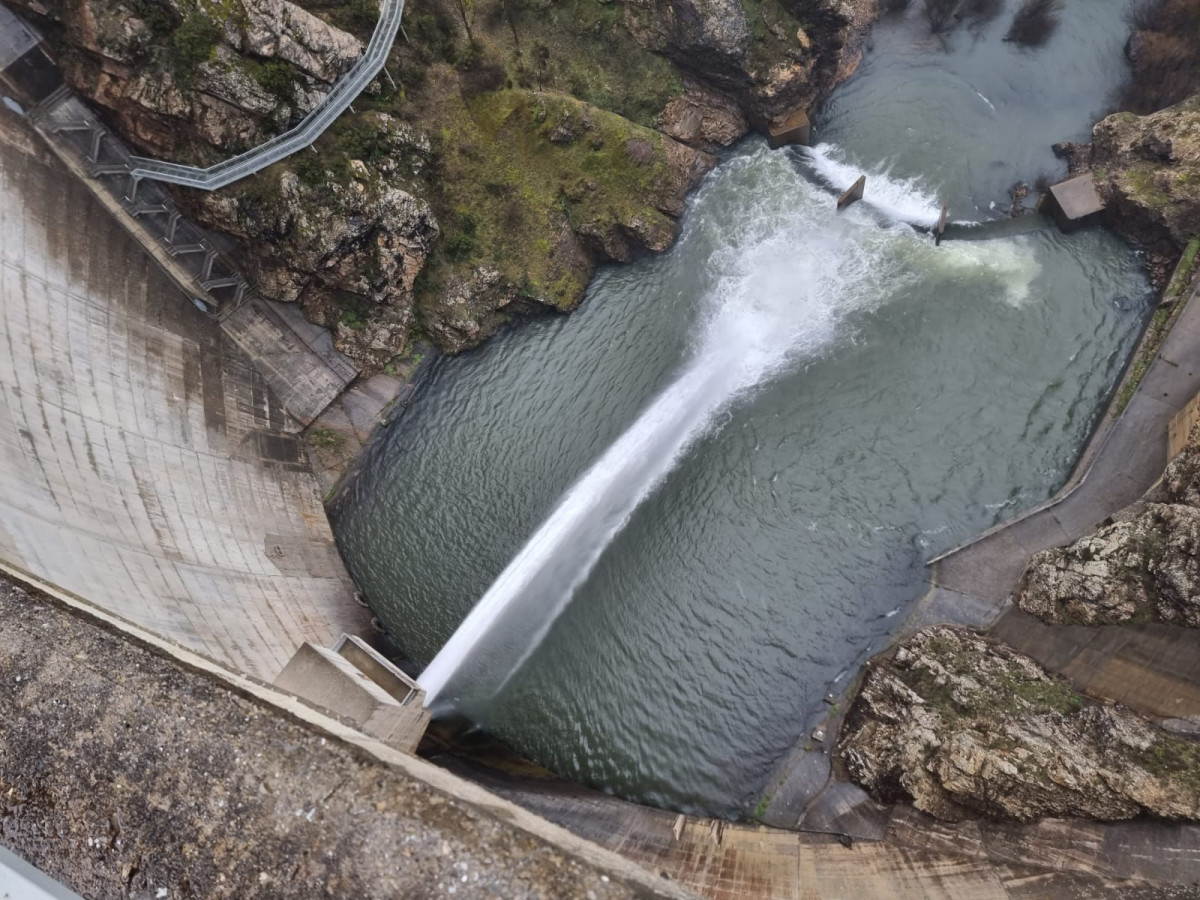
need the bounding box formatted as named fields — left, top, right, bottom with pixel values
left=804, top=142, right=945, bottom=228
left=923, top=237, right=1042, bottom=306
left=418, top=143, right=1036, bottom=707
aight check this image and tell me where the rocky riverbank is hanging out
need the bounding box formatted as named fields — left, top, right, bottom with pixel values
left=1052, top=0, right=1200, bottom=275
left=1054, top=95, right=1200, bottom=272
left=8, top=0, right=878, bottom=371
left=838, top=625, right=1200, bottom=823
left=1015, top=421, right=1200, bottom=628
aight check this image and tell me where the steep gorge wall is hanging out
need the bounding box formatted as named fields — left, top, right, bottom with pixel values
left=5, top=0, right=878, bottom=371
left=0, top=114, right=368, bottom=679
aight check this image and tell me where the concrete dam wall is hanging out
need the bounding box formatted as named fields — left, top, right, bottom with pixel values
left=0, top=112, right=368, bottom=680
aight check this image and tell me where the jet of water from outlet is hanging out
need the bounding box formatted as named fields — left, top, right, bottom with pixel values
left=418, top=141, right=1005, bottom=708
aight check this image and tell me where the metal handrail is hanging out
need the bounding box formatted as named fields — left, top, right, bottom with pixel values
left=127, top=0, right=404, bottom=190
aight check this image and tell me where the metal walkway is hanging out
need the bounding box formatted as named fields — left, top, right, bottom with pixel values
left=127, top=0, right=405, bottom=190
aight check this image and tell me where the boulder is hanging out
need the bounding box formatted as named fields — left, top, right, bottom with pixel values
left=839, top=625, right=1200, bottom=822
left=1016, top=423, right=1200, bottom=627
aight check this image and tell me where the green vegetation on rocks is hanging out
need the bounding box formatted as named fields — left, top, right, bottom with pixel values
left=14, top=0, right=876, bottom=369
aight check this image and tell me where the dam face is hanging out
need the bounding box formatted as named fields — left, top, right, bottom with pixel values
left=0, top=115, right=368, bottom=679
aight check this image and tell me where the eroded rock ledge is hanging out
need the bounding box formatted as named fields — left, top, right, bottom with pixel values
left=838, top=625, right=1200, bottom=823
left=1016, top=422, right=1200, bottom=627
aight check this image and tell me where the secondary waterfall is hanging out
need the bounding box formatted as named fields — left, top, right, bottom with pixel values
left=419, top=145, right=954, bottom=705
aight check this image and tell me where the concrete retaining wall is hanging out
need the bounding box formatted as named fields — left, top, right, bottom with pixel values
left=0, top=112, right=368, bottom=680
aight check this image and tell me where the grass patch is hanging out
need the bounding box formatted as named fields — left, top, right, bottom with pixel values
left=1125, top=164, right=1172, bottom=208
left=308, top=427, right=348, bottom=451
left=1167, top=238, right=1200, bottom=300
left=502, top=0, right=682, bottom=127
left=751, top=794, right=772, bottom=821
left=414, top=85, right=678, bottom=312
left=902, top=633, right=1083, bottom=723
left=1134, top=732, right=1200, bottom=792
left=1114, top=305, right=1172, bottom=415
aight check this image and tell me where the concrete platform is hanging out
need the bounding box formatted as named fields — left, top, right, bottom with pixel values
left=1040, top=172, right=1105, bottom=232
left=275, top=634, right=431, bottom=752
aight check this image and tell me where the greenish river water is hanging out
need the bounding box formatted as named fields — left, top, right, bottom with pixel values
left=332, top=0, right=1152, bottom=817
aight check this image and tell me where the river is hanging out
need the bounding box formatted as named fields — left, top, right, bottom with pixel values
left=332, top=0, right=1152, bottom=817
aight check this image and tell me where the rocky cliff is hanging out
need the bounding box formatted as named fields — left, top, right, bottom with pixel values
left=1015, top=421, right=1200, bottom=627
left=10, top=0, right=877, bottom=369
left=1090, top=96, right=1200, bottom=263
left=838, top=625, right=1200, bottom=822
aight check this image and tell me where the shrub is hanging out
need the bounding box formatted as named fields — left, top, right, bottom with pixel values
left=460, top=61, right=507, bottom=98
left=251, top=60, right=296, bottom=101
left=1005, top=0, right=1064, bottom=46
left=1120, top=0, right=1200, bottom=112
left=169, top=14, right=221, bottom=82
left=962, top=0, right=1002, bottom=23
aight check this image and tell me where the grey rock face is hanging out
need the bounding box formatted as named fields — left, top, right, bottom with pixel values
left=1016, top=423, right=1200, bottom=627
left=181, top=114, right=439, bottom=370
left=839, top=626, right=1200, bottom=823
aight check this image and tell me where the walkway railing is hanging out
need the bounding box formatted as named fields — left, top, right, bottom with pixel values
left=127, top=0, right=405, bottom=190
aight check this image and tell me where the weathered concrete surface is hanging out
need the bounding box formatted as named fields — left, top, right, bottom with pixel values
left=438, top=756, right=1200, bottom=899
left=0, top=574, right=693, bottom=900
left=26, top=87, right=359, bottom=426
left=1041, top=172, right=1105, bottom=232
left=1171, top=389, right=1200, bottom=458
left=0, top=112, right=369, bottom=680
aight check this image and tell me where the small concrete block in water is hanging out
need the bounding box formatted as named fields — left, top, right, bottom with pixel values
left=274, top=638, right=430, bottom=753
left=811, top=726, right=827, bottom=742
left=935, top=202, right=949, bottom=245
left=767, top=108, right=811, bottom=149
left=1041, top=172, right=1104, bottom=232
left=837, top=175, right=866, bottom=211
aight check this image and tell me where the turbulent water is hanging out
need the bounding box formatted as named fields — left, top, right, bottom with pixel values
left=334, top=0, right=1151, bottom=815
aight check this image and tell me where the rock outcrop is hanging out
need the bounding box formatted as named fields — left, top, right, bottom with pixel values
left=1016, top=423, right=1200, bottom=627
left=177, top=113, right=440, bottom=369
left=12, top=0, right=876, bottom=370
left=1090, top=96, right=1200, bottom=261
left=631, top=0, right=876, bottom=129
left=839, top=625, right=1200, bottom=822
left=11, top=0, right=360, bottom=162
